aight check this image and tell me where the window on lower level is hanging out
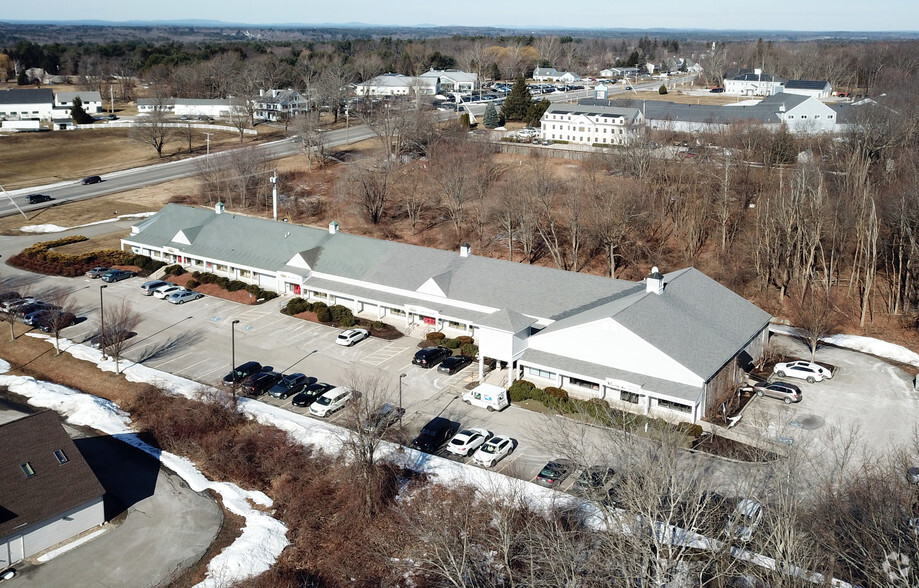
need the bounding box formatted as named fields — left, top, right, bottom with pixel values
left=569, top=377, right=599, bottom=391
left=620, top=390, right=641, bottom=404
left=527, top=367, right=556, bottom=380
left=657, top=399, right=692, bottom=413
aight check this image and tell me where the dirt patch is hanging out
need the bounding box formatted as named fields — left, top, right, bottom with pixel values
left=167, top=273, right=259, bottom=305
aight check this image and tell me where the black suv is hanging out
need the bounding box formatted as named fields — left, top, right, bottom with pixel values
left=412, top=346, right=452, bottom=368
left=26, top=194, right=53, bottom=204
left=223, top=361, right=263, bottom=384
left=411, top=417, right=455, bottom=453
left=82, top=175, right=102, bottom=185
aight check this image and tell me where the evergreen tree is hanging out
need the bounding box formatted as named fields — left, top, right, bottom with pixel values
left=70, top=96, right=95, bottom=124
left=488, top=62, right=501, bottom=81
left=483, top=103, right=499, bottom=128
left=501, top=76, right=532, bottom=122
left=524, top=99, right=551, bottom=127
left=659, top=84, right=668, bottom=95
left=17, top=69, right=28, bottom=85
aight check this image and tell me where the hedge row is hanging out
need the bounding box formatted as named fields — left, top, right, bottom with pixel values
left=506, top=380, right=704, bottom=439
left=8, top=236, right=165, bottom=277
left=189, top=270, right=278, bottom=302
left=281, top=298, right=357, bottom=327
left=425, top=332, right=476, bottom=356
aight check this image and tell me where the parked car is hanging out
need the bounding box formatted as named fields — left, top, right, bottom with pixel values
left=438, top=355, right=472, bottom=375
left=35, top=311, right=77, bottom=333
left=710, top=87, right=726, bottom=93
left=412, top=346, right=452, bottom=368
left=81, top=175, right=102, bottom=185
left=691, top=491, right=732, bottom=535
left=411, top=417, right=455, bottom=453
left=22, top=308, right=57, bottom=326
left=773, top=360, right=833, bottom=383
left=725, top=499, right=763, bottom=542
left=100, top=269, right=135, bottom=283
left=571, top=466, right=616, bottom=497
left=16, top=302, right=57, bottom=320
left=223, top=361, right=263, bottom=384
left=535, top=459, right=574, bottom=488
left=0, top=292, right=20, bottom=304
left=752, top=381, right=802, bottom=403
left=140, top=280, right=170, bottom=295
left=0, top=297, right=35, bottom=313
left=268, top=373, right=311, bottom=399
left=292, top=382, right=334, bottom=407
left=335, top=328, right=370, bottom=346
left=908, top=467, right=919, bottom=485
left=362, top=403, right=405, bottom=433
left=472, top=435, right=514, bottom=467
left=153, top=284, right=184, bottom=299
left=446, top=427, right=492, bottom=457
left=309, top=386, right=354, bottom=417
left=26, top=194, right=53, bottom=204
left=167, top=290, right=204, bottom=304
left=86, top=266, right=110, bottom=278
left=241, top=371, right=282, bottom=397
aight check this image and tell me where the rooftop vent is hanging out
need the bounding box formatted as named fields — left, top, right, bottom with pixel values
left=329, top=221, right=339, bottom=235
left=215, top=201, right=225, bottom=214
left=460, top=243, right=471, bottom=257
left=646, top=266, right=665, bottom=295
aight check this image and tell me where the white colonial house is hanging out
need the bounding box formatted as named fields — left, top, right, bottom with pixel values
left=53, top=91, right=103, bottom=113
left=781, top=80, right=833, bottom=99
left=540, top=102, right=644, bottom=145
left=419, top=69, right=478, bottom=92
left=724, top=70, right=785, bottom=96
left=0, top=88, right=54, bottom=126
left=252, top=88, right=308, bottom=122
left=137, top=98, right=234, bottom=118
left=123, top=204, right=771, bottom=424
left=0, top=411, right=105, bottom=568
left=354, top=73, right=438, bottom=97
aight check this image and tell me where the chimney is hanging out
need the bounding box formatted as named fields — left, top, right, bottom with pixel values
left=646, top=266, right=665, bottom=295
left=460, top=243, right=471, bottom=257
left=215, top=201, right=225, bottom=214
left=328, top=221, right=339, bottom=235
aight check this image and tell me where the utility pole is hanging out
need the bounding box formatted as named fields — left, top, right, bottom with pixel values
left=270, top=169, right=279, bottom=221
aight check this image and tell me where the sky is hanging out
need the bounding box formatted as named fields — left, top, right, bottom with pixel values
left=4, top=0, right=918, bottom=32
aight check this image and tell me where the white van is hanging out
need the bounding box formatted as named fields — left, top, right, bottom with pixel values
left=461, top=383, right=509, bottom=412
left=309, top=386, right=354, bottom=417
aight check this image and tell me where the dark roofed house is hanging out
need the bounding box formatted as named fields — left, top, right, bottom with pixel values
left=0, top=411, right=105, bottom=568
left=783, top=80, right=833, bottom=99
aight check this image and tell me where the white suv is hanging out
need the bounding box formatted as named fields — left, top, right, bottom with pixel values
left=309, top=387, right=354, bottom=418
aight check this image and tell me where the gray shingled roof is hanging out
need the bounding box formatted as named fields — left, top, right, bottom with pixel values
left=478, top=309, right=538, bottom=333
left=0, top=88, right=53, bottom=105
left=581, top=98, right=782, bottom=125
left=55, top=91, right=102, bottom=102
left=546, top=103, right=641, bottom=120
left=126, top=205, right=637, bottom=321
left=0, top=411, right=105, bottom=538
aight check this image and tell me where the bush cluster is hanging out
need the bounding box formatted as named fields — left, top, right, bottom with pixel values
left=185, top=279, right=200, bottom=289
left=163, top=264, right=186, bottom=276
left=426, top=331, right=446, bottom=342
left=189, top=270, right=278, bottom=302
left=7, top=236, right=164, bottom=277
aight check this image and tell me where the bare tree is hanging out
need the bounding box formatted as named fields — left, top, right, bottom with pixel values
left=339, top=162, right=393, bottom=225
left=786, top=287, right=844, bottom=360
left=130, top=95, right=175, bottom=157
left=291, top=109, right=325, bottom=171
left=102, top=299, right=141, bottom=374
left=41, top=290, right=79, bottom=355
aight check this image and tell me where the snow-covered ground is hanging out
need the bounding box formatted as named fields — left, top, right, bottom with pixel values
left=0, top=334, right=564, bottom=585
left=18, top=212, right=156, bottom=234
left=770, top=325, right=919, bottom=368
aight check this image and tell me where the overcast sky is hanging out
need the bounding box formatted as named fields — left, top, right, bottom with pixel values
left=6, top=0, right=917, bottom=31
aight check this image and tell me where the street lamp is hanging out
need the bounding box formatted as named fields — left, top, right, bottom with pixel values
left=230, top=319, right=240, bottom=392
left=98, top=284, right=108, bottom=360
left=398, top=373, right=407, bottom=424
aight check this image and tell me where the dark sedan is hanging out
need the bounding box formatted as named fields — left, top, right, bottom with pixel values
left=437, top=355, right=472, bottom=375
left=268, top=373, right=312, bottom=399
left=241, top=371, right=282, bottom=397
left=223, top=361, right=263, bottom=384
left=535, top=460, right=574, bottom=488
left=26, top=194, right=53, bottom=204
left=292, top=382, right=335, bottom=407
left=100, top=269, right=136, bottom=283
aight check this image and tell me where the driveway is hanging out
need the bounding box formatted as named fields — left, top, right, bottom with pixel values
left=0, top=395, right=223, bottom=588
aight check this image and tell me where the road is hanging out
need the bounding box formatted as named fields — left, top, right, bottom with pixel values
left=0, top=123, right=379, bottom=219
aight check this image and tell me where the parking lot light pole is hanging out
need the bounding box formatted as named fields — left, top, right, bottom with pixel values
left=399, top=373, right=406, bottom=424
left=99, top=285, right=108, bottom=360
left=230, top=319, right=240, bottom=395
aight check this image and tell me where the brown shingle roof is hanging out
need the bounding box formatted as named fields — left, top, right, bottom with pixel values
left=0, top=411, right=105, bottom=538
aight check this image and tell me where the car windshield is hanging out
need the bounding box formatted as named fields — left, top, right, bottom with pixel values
left=316, top=396, right=332, bottom=405
left=481, top=444, right=497, bottom=454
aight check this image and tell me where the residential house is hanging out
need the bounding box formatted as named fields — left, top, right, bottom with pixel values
left=354, top=73, right=438, bottom=97
left=782, top=80, right=833, bottom=99
left=0, top=411, right=105, bottom=568
left=123, top=204, right=771, bottom=424
left=605, top=66, right=641, bottom=78
left=137, top=98, right=233, bottom=119
left=54, top=91, right=103, bottom=114
left=724, top=70, right=785, bottom=96
left=419, top=69, right=478, bottom=92
left=0, top=88, right=54, bottom=124
left=532, top=67, right=560, bottom=81
left=252, top=88, right=308, bottom=122
left=539, top=102, right=644, bottom=145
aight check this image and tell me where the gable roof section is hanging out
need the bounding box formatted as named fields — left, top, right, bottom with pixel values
left=126, top=204, right=637, bottom=321
left=0, top=88, right=53, bottom=105
left=55, top=91, right=102, bottom=103
left=784, top=80, right=830, bottom=90
left=0, top=411, right=104, bottom=538
left=478, top=308, right=537, bottom=333
left=580, top=98, right=783, bottom=125
left=546, top=103, right=641, bottom=121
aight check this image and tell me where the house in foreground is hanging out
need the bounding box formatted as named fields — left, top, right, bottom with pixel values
left=539, top=102, right=644, bottom=145
left=123, top=204, right=771, bottom=424
left=0, top=411, right=105, bottom=568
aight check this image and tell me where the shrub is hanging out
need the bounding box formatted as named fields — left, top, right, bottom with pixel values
left=226, top=280, right=247, bottom=292
left=283, top=297, right=311, bottom=315
left=340, top=316, right=356, bottom=327
left=186, top=279, right=200, bottom=290
left=678, top=423, right=705, bottom=439
left=507, top=380, right=536, bottom=402
left=545, top=387, right=569, bottom=402
left=245, top=284, right=261, bottom=296
left=328, top=304, right=353, bottom=324
left=659, top=84, right=668, bottom=95
left=257, top=289, right=278, bottom=302
left=315, top=305, right=332, bottom=323
left=426, top=332, right=446, bottom=342
left=456, top=335, right=474, bottom=346
left=371, top=321, right=384, bottom=330
left=163, top=264, right=186, bottom=276
left=215, top=276, right=230, bottom=290
left=460, top=343, right=478, bottom=358
left=442, top=338, right=460, bottom=349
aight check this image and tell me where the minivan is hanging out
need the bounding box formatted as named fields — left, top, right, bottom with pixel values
left=309, top=386, right=354, bottom=417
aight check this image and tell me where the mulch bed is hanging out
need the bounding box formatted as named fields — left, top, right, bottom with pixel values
left=166, top=273, right=258, bottom=305
left=290, top=310, right=404, bottom=340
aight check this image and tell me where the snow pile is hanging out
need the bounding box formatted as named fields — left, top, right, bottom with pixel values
left=770, top=325, right=919, bottom=368
left=0, top=352, right=288, bottom=588
left=18, top=212, right=156, bottom=234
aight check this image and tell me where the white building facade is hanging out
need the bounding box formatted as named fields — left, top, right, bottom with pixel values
left=540, top=103, right=643, bottom=145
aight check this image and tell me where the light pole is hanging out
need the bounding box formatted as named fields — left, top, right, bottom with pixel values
left=230, top=319, right=240, bottom=392
left=98, top=285, right=108, bottom=360
left=398, top=373, right=407, bottom=424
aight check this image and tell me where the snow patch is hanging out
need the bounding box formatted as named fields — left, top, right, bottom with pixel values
left=770, top=325, right=919, bottom=368
left=18, top=212, right=156, bottom=234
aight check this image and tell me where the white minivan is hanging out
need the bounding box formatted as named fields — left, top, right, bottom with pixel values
left=309, top=386, right=354, bottom=417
